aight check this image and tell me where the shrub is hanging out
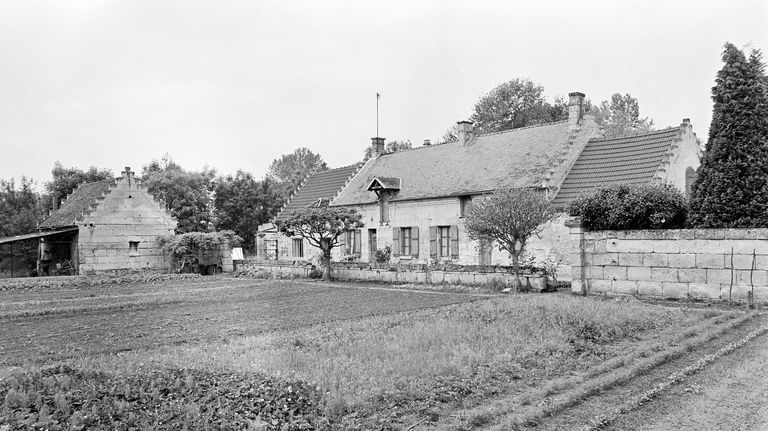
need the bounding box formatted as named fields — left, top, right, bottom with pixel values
left=568, top=183, right=687, bottom=231
left=157, top=230, right=243, bottom=273
left=373, top=245, right=392, bottom=264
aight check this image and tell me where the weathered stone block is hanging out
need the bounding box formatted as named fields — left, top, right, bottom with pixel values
left=604, top=266, right=628, bottom=280
left=594, top=240, right=607, bottom=253
left=706, top=268, right=732, bottom=285
left=642, top=253, right=668, bottom=267
left=722, top=284, right=751, bottom=302
left=593, top=253, right=620, bottom=266
left=662, top=282, right=689, bottom=298
left=571, top=265, right=584, bottom=279
left=653, top=241, right=680, bottom=254
left=627, top=266, right=652, bottom=281
left=618, top=253, right=644, bottom=267
left=651, top=267, right=678, bottom=282
left=571, top=279, right=584, bottom=293
left=676, top=240, right=698, bottom=254
left=458, top=272, right=475, bottom=285
left=637, top=281, right=662, bottom=297
left=732, top=240, right=768, bottom=256
left=610, top=239, right=653, bottom=253
left=668, top=253, right=696, bottom=268
left=695, top=229, right=727, bottom=240
left=589, top=279, right=612, bottom=293
left=734, top=269, right=767, bottom=287
left=588, top=266, right=604, bottom=279
left=689, top=283, right=721, bottom=300
left=612, top=280, right=638, bottom=295
left=696, top=254, right=726, bottom=269
left=677, top=268, right=707, bottom=283
left=753, top=285, right=768, bottom=302
left=731, top=254, right=757, bottom=270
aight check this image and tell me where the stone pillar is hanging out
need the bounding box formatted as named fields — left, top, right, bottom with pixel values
left=565, top=217, right=586, bottom=294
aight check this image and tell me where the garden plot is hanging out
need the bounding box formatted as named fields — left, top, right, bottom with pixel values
left=0, top=277, right=749, bottom=429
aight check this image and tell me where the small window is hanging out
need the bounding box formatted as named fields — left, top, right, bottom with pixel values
left=128, top=241, right=139, bottom=256
left=401, top=227, right=411, bottom=255
left=459, top=195, right=473, bottom=218
left=346, top=229, right=360, bottom=255
left=292, top=238, right=304, bottom=258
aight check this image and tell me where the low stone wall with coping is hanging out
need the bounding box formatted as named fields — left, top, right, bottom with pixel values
left=567, top=220, right=768, bottom=303
left=240, top=260, right=548, bottom=290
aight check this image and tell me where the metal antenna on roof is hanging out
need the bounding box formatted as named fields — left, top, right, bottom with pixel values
left=376, top=92, right=380, bottom=137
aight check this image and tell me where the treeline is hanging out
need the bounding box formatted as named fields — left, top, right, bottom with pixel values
left=0, top=148, right=327, bottom=250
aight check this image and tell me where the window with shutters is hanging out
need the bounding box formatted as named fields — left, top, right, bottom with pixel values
left=292, top=238, right=303, bottom=257
left=401, top=227, right=411, bottom=255
left=459, top=195, right=473, bottom=218
left=439, top=226, right=450, bottom=257
left=345, top=229, right=361, bottom=255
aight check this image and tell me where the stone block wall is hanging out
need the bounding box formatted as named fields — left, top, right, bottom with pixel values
left=569, top=222, right=768, bottom=303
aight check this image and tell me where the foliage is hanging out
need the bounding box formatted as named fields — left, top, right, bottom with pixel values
left=213, top=171, right=284, bottom=250
left=363, top=139, right=413, bottom=159
left=268, top=147, right=328, bottom=197
left=464, top=188, right=554, bottom=288
left=373, top=245, right=392, bottom=264
left=567, top=183, right=688, bottom=230
left=0, top=177, right=43, bottom=237
left=688, top=42, right=768, bottom=228
left=141, top=154, right=216, bottom=233
left=44, top=162, right=112, bottom=213
left=594, top=93, right=654, bottom=137
left=0, top=364, right=328, bottom=430
left=467, top=79, right=568, bottom=135
left=280, top=207, right=363, bottom=280
left=158, top=230, right=242, bottom=273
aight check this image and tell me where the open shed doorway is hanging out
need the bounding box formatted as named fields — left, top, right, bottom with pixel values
left=38, top=230, right=79, bottom=276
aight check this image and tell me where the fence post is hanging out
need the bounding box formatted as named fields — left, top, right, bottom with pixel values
left=565, top=217, right=586, bottom=294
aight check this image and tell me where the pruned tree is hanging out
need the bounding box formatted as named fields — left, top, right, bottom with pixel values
left=268, top=148, right=328, bottom=197
left=594, top=93, right=654, bottom=137
left=280, top=207, right=363, bottom=281
left=688, top=42, right=768, bottom=227
left=464, top=188, right=554, bottom=289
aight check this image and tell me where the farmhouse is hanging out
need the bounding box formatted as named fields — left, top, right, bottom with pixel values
left=33, top=167, right=176, bottom=274
left=268, top=92, right=702, bottom=275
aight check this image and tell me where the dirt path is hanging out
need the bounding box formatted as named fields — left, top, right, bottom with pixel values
left=605, top=321, right=768, bottom=431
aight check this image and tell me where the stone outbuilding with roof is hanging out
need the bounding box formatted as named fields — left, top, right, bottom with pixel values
left=35, top=167, right=177, bottom=274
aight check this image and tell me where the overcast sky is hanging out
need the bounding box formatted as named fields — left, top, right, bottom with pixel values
left=1, top=0, right=766, bottom=187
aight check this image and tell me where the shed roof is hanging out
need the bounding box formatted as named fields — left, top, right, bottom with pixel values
left=274, top=163, right=362, bottom=222
left=39, top=180, right=113, bottom=229
left=551, top=127, right=680, bottom=208
left=333, top=120, right=588, bottom=205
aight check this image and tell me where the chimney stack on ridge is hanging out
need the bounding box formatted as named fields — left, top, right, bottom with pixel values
left=370, top=137, right=386, bottom=157
left=568, top=92, right=585, bottom=130
left=457, top=121, right=474, bottom=146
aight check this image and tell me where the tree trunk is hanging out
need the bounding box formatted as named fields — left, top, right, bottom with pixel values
left=322, top=252, right=332, bottom=281
left=511, top=248, right=522, bottom=291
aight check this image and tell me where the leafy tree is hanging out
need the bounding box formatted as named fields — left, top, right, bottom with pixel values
left=268, top=148, right=328, bottom=197
left=464, top=188, right=554, bottom=289
left=280, top=207, right=363, bottom=281
left=0, top=177, right=43, bottom=237
left=213, top=171, right=285, bottom=250
left=469, top=79, right=569, bottom=134
left=594, top=93, right=654, bottom=137
left=158, top=230, right=242, bottom=273
left=363, top=139, right=413, bottom=159
left=141, top=154, right=216, bottom=233
left=568, top=183, right=687, bottom=231
left=44, top=162, right=113, bottom=212
left=688, top=43, right=768, bottom=228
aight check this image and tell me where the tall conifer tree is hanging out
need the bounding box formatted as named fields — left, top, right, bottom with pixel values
left=688, top=43, right=768, bottom=227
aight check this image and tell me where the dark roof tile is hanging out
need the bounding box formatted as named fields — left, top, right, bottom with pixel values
left=274, top=164, right=362, bottom=222
left=39, top=180, right=114, bottom=228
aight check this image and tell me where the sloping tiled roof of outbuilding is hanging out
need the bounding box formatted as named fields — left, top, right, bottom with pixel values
left=332, top=119, right=599, bottom=206
left=39, top=180, right=114, bottom=229
left=551, top=127, right=680, bottom=208
left=274, top=163, right=363, bottom=222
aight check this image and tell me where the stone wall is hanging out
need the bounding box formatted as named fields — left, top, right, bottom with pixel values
left=240, top=260, right=548, bottom=290
left=78, top=170, right=177, bottom=273
left=569, top=222, right=768, bottom=303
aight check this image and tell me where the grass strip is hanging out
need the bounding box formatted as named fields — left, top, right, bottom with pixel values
left=584, top=313, right=768, bottom=430
left=0, top=298, right=187, bottom=319
left=446, top=311, right=755, bottom=430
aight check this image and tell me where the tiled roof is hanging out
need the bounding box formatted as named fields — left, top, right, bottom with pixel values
left=332, top=120, right=597, bottom=206
left=39, top=180, right=114, bottom=228
left=551, top=127, right=680, bottom=208
left=274, top=164, right=362, bottom=222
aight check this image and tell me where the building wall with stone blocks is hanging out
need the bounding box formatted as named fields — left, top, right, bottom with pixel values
left=274, top=197, right=573, bottom=282
left=569, top=223, right=768, bottom=303
left=77, top=170, right=176, bottom=273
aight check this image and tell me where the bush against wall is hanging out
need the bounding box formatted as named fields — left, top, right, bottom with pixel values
left=568, top=183, right=687, bottom=231
left=158, top=230, right=242, bottom=273
left=688, top=42, right=768, bottom=228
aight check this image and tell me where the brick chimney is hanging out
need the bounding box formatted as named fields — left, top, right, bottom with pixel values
left=568, top=92, right=585, bottom=129
left=121, top=166, right=135, bottom=187
left=370, top=137, right=386, bottom=157
left=457, top=120, right=474, bottom=146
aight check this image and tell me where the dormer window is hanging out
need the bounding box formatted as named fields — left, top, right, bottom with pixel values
left=366, top=177, right=401, bottom=225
